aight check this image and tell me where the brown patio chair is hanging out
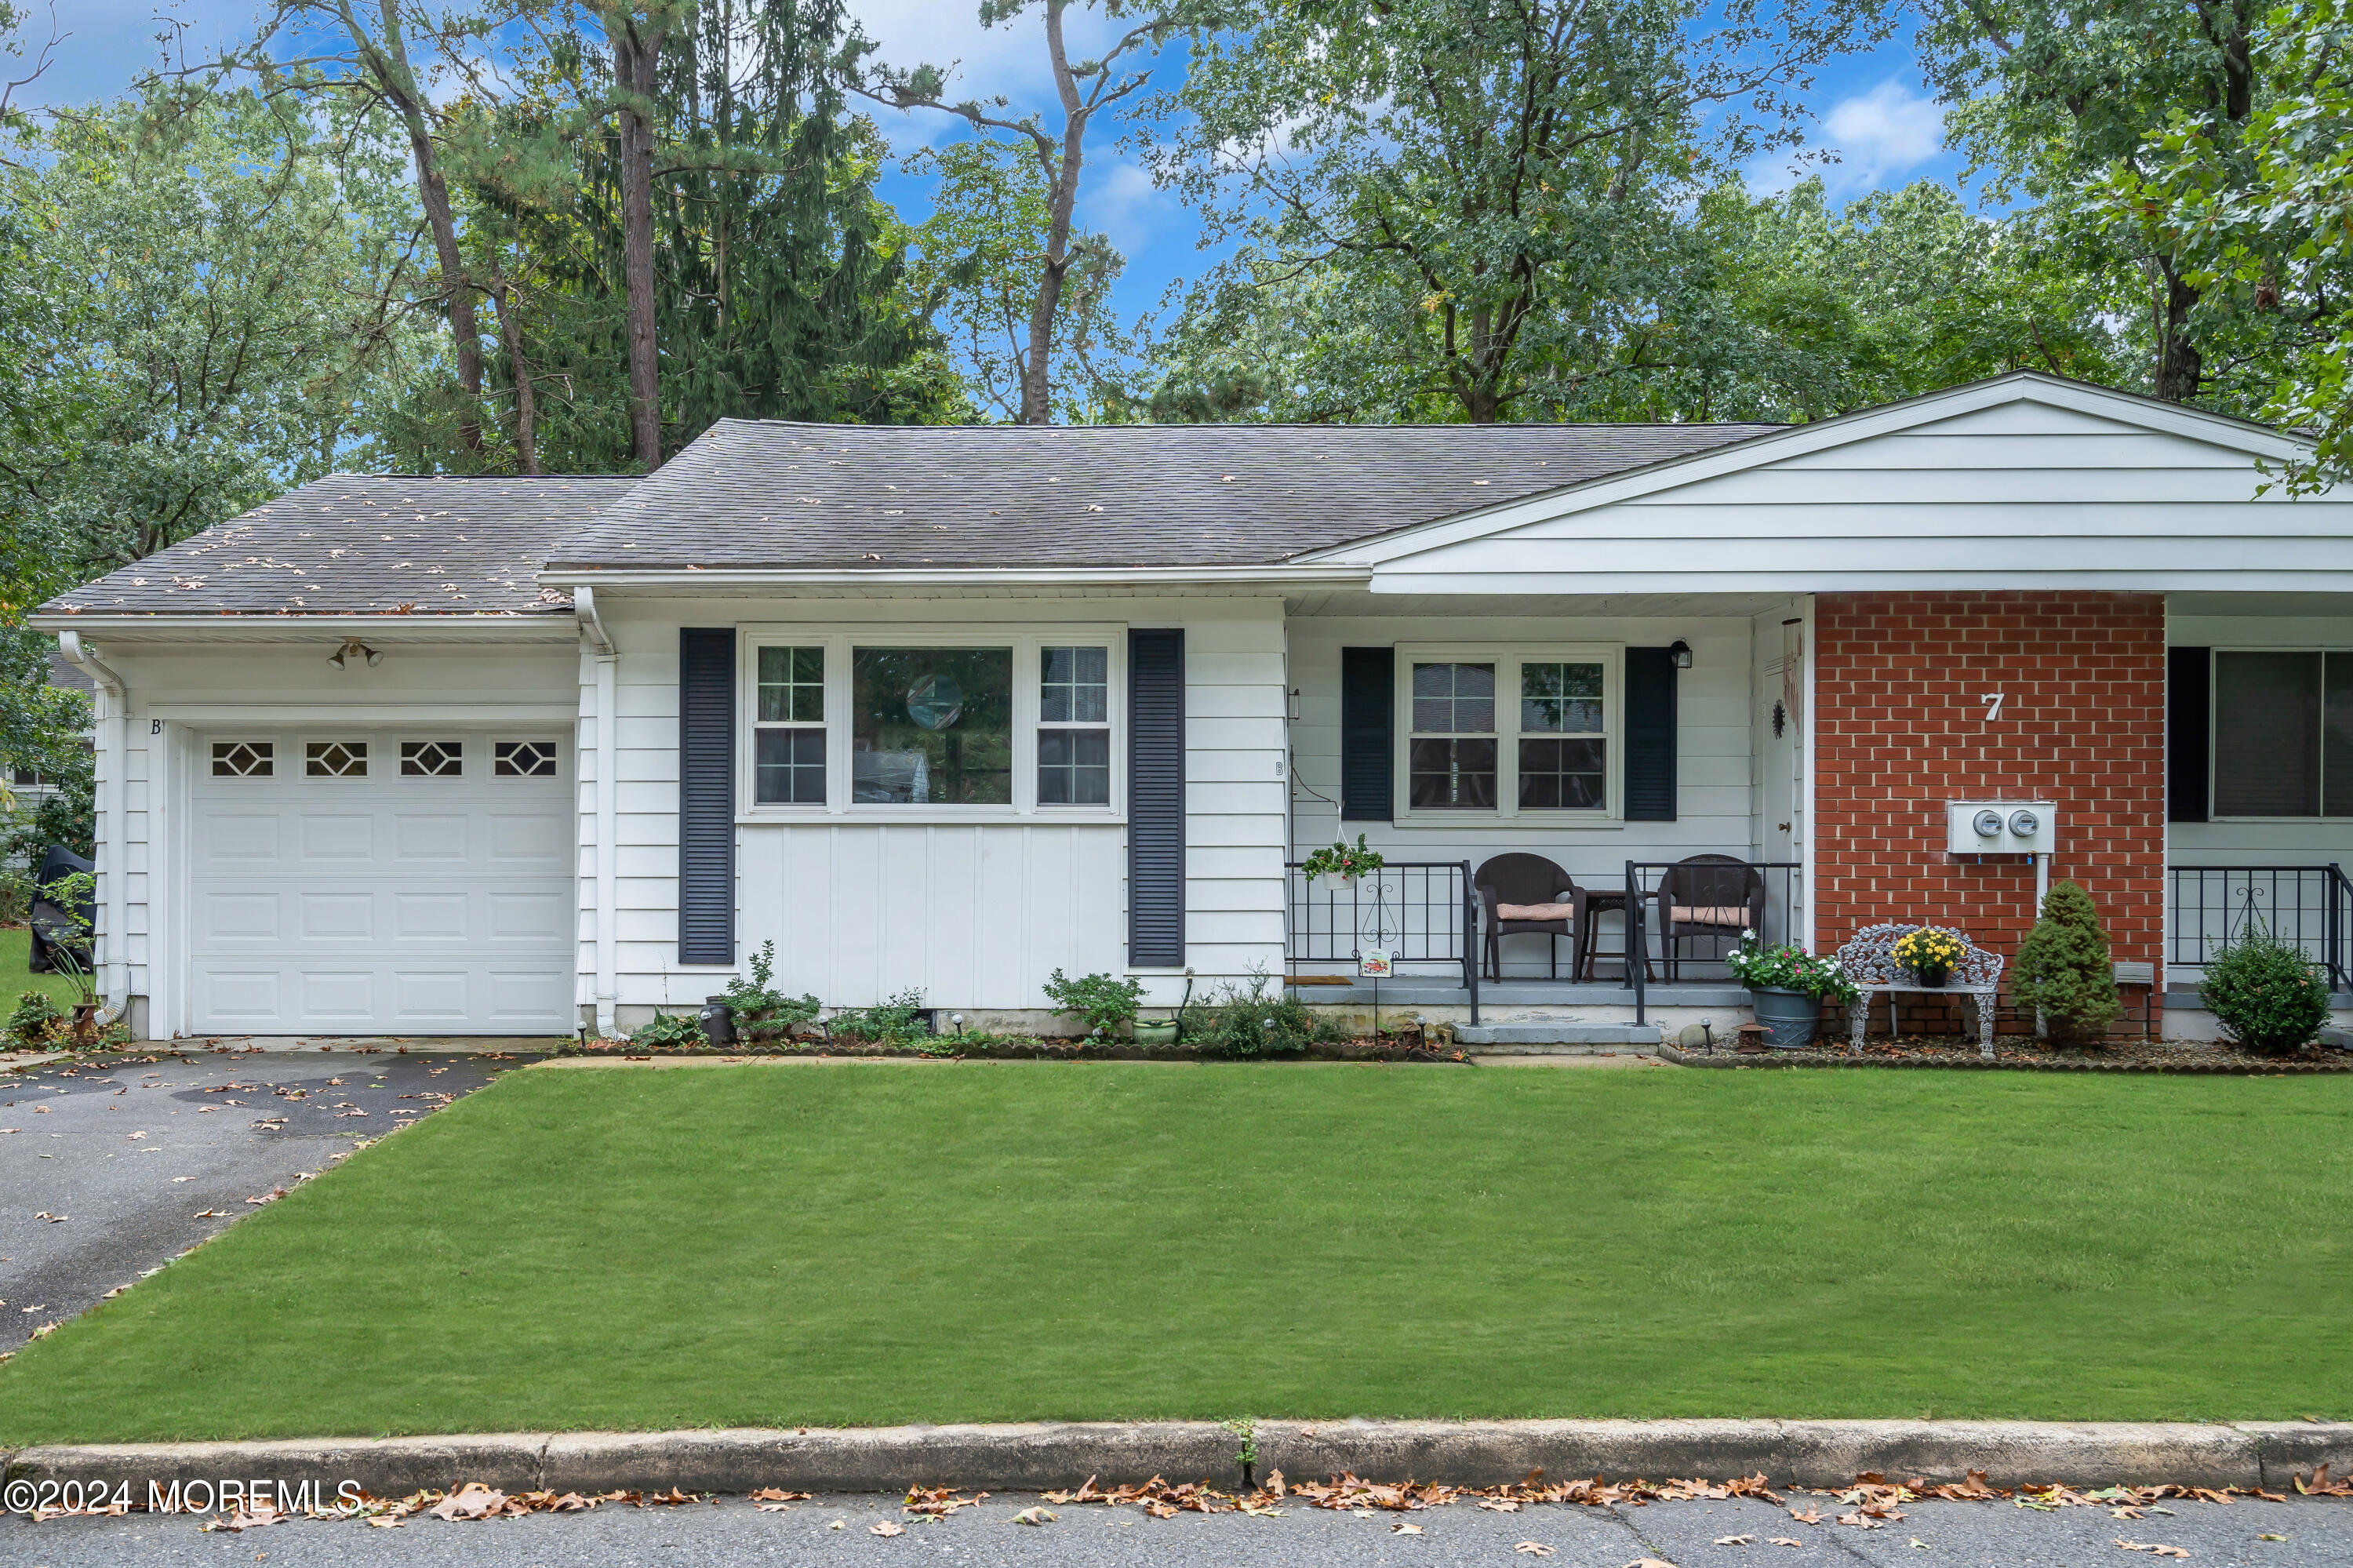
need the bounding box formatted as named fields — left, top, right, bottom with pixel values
left=1651, top=853, right=1766, bottom=980
left=1475, top=853, right=1585, bottom=982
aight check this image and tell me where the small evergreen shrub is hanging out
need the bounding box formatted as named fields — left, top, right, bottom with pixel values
left=2010, top=880, right=2122, bottom=1045
left=2200, top=928, right=2331, bottom=1054
left=1042, top=969, right=1144, bottom=1041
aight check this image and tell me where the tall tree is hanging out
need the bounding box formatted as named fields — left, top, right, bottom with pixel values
left=853, top=0, right=1205, bottom=423
left=581, top=0, right=686, bottom=465
left=1159, top=0, right=1895, bottom=424
left=2100, top=0, right=2353, bottom=487
left=1918, top=0, right=2271, bottom=402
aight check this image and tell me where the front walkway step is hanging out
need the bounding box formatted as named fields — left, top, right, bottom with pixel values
left=1453, top=1023, right=1661, bottom=1048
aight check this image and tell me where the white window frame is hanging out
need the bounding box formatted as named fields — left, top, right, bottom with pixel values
left=1393, top=643, right=1622, bottom=825
left=2207, top=646, right=2353, bottom=822
left=737, top=624, right=1127, bottom=824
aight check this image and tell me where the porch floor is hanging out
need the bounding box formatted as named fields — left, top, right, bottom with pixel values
left=1284, top=980, right=1746, bottom=1007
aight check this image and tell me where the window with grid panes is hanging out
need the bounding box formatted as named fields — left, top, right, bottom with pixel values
left=755, top=646, right=827, bottom=804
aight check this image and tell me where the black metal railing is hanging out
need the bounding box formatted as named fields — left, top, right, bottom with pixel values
left=2168, top=864, right=2353, bottom=991
left=1285, top=860, right=1478, bottom=1022
left=1625, top=860, right=1804, bottom=1024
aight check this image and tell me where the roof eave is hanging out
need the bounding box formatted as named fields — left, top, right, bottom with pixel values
left=532, top=563, right=1376, bottom=591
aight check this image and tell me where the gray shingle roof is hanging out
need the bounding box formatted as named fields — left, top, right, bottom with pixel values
left=546, top=418, right=1779, bottom=571
left=42, top=475, right=639, bottom=617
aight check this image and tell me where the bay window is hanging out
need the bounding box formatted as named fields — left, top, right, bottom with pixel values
left=741, top=628, right=1121, bottom=817
left=1398, top=646, right=1619, bottom=819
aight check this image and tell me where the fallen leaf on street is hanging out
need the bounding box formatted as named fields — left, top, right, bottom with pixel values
left=747, top=1489, right=809, bottom=1503
left=1011, top=1507, right=1057, bottom=1526
left=1787, top=1506, right=1822, bottom=1525
left=173, top=1176, right=194, bottom=1182
left=1837, top=1513, right=1883, bottom=1530
left=827, top=1519, right=845, bottom=1529
left=2259, top=1533, right=2286, bottom=1541
left=193, top=1208, right=223, bottom=1217
left=1769, top=1539, right=1805, bottom=1548
left=199, top=1505, right=289, bottom=1533
left=1716, top=1535, right=1755, bottom=1544
left=1514, top=1544, right=1554, bottom=1555
left=1624, top=1559, right=1678, bottom=1567
left=1908, top=1537, right=1930, bottom=1549
left=1478, top=1499, right=1522, bottom=1512
left=1393, top=1522, right=1423, bottom=1534
left=902, top=1486, right=987, bottom=1516
left=870, top=1520, right=904, bottom=1537
left=32, top=1212, right=65, bottom=1223
left=126, top=1130, right=145, bottom=1140
left=2114, top=1541, right=2188, bottom=1559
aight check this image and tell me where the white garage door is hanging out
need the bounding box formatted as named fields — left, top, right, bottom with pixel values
left=187, top=729, right=574, bottom=1035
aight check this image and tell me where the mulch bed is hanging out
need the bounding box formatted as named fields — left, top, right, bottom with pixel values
left=559, top=1036, right=1471, bottom=1064
left=1662, top=1034, right=2353, bottom=1074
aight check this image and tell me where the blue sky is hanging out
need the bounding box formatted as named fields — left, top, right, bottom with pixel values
left=30, top=0, right=1973, bottom=334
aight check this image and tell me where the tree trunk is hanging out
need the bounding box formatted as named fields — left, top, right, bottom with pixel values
left=614, top=13, right=667, bottom=467
left=2153, top=256, right=2203, bottom=403
left=1021, top=0, right=1086, bottom=425
left=491, top=279, right=540, bottom=475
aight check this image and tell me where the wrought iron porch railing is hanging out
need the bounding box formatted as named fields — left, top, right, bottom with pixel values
left=1624, top=860, right=1804, bottom=1025
left=2167, top=864, right=2353, bottom=991
left=1285, top=860, right=1479, bottom=1022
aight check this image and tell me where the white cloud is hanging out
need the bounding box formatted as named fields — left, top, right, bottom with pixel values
left=845, top=0, right=1157, bottom=157
left=1817, top=78, right=1947, bottom=191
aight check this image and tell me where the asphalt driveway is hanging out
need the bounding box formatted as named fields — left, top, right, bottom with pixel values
left=1, top=1049, right=526, bottom=1352
left=2, top=1491, right=2348, bottom=1567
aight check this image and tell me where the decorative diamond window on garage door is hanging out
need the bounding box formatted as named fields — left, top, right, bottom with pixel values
left=185, top=729, right=572, bottom=1035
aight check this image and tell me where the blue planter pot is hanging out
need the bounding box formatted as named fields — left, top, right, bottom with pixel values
left=1747, top=986, right=1823, bottom=1050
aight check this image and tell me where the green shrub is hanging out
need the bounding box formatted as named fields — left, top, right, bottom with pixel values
left=829, top=989, right=929, bottom=1043
left=722, top=940, right=820, bottom=1030
left=2010, top=880, right=2123, bottom=1045
left=8, top=989, right=61, bottom=1046
left=2199, top=928, right=2331, bottom=1054
left=1041, top=969, right=1144, bottom=1041
left=1197, top=972, right=1326, bottom=1057
left=628, top=1011, right=706, bottom=1050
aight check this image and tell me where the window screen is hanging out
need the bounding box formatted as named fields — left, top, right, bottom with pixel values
left=2214, top=651, right=2322, bottom=816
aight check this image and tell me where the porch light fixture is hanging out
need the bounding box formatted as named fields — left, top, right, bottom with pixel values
left=329, top=638, right=382, bottom=669
left=1668, top=639, right=1693, bottom=670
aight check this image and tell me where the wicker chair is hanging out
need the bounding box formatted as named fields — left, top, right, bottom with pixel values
left=1475, top=853, right=1585, bottom=981
left=1651, top=853, right=1766, bottom=980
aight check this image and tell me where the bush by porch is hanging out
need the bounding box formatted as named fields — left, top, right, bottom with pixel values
left=3, top=1061, right=2351, bottom=1444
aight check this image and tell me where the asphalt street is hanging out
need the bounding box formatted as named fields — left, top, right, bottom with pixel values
left=0, top=1049, right=523, bottom=1352
left=3, top=1491, right=2350, bottom=1567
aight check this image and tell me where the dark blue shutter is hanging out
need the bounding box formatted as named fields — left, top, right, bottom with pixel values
left=678, top=628, right=736, bottom=964
left=1340, top=646, right=1393, bottom=821
left=2169, top=646, right=2210, bottom=823
left=1624, top=647, right=1677, bottom=822
left=1129, top=629, right=1185, bottom=966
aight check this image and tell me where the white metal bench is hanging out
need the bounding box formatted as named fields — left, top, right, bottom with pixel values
left=1835, top=923, right=2005, bottom=1059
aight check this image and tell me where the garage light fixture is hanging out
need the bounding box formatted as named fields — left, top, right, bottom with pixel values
left=329, top=638, right=382, bottom=669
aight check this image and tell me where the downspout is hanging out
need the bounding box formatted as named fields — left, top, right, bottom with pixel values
left=56, top=631, right=129, bottom=1019
left=576, top=588, right=620, bottom=1036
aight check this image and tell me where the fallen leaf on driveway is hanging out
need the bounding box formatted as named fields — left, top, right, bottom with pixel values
left=193, top=1208, right=224, bottom=1217
left=1393, top=1522, right=1423, bottom=1534
left=747, top=1489, right=809, bottom=1503
left=1624, top=1559, right=1678, bottom=1567
left=1011, top=1508, right=1057, bottom=1526
left=200, top=1504, right=289, bottom=1533
left=1769, top=1539, right=1805, bottom=1548
left=126, top=1130, right=145, bottom=1140
left=32, top=1212, right=65, bottom=1223
left=173, top=1176, right=194, bottom=1182
left=244, top=1188, right=286, bottom=1206
left=2114, top=1542, right=2188, bottom=1559
left=428, top=1484, right=508, bottom=1521
left=1513, top=1545, right=1553, bottom=1556
left=2259, top=1535, right=2284, bottom=1542
left=755, top=1501, right=796, bottom=1513
left=870, top=1520, right=904, bottom=1537
left=827, top=1519, right=845, bottom=1529
left=33, top=1104, right=48, bottom=1112
left=1908, top=1538, right=1930, bottom=1549
left=1837, top=1512, right=1885, bottom=1530
left=1787, top=1506, right=1822, bottom=1525
left=1717, top=1535, right=1755, bottom=1545
left=1478, top=1499, right=1522, bottom=1512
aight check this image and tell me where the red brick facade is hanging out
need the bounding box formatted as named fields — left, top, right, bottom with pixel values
left=1813, top=592, right=2166, bottom=1031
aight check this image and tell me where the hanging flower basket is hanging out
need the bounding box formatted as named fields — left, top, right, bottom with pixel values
left=1302, top=835, right=1384, bottom=893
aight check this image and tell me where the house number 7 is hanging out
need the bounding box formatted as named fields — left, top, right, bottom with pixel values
left=1982, top=693, right=2005, bottom=722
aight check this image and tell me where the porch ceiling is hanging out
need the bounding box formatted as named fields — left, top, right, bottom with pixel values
left=1283, top=588, right=1802, bottom=618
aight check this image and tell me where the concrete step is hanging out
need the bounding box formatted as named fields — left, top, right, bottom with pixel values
left=1453, top=1023, right=1662, bottom=1048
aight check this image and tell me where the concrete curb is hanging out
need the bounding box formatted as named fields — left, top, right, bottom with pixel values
left=6, top=1421, right=2350, bottom=1496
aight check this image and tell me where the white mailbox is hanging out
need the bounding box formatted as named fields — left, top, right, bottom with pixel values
left=1947, top=800, right=2057, bottom=856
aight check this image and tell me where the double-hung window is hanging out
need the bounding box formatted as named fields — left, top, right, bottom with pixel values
left=742, top=629, right=1121, bottom=817
left=755, top=646, right=827, bottom=804
left=2210, top=649, right=2353, bottom=817
left=1398, top=646, right=1619, bottom=819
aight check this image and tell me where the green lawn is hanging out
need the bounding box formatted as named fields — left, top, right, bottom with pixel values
left=0, top=923, right=84, bottom=1017
left=4, top=1060, right=2351, bottom=1442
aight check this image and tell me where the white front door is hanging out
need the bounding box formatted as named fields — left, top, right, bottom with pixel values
left=185, top=729, right=573, bottom=1036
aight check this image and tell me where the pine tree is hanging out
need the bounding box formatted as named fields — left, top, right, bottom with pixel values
left=2010, top=879, right=2123, bottom=1046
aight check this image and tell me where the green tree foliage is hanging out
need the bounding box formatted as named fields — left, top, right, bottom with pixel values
left=2100, top=0, right=2353, bottom=491
left=1917, top=0, right=2288, bottom=406
left=2010, top=879, right=2124, bottom=1046
left=1152, top=0, right=1895, bottom=424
